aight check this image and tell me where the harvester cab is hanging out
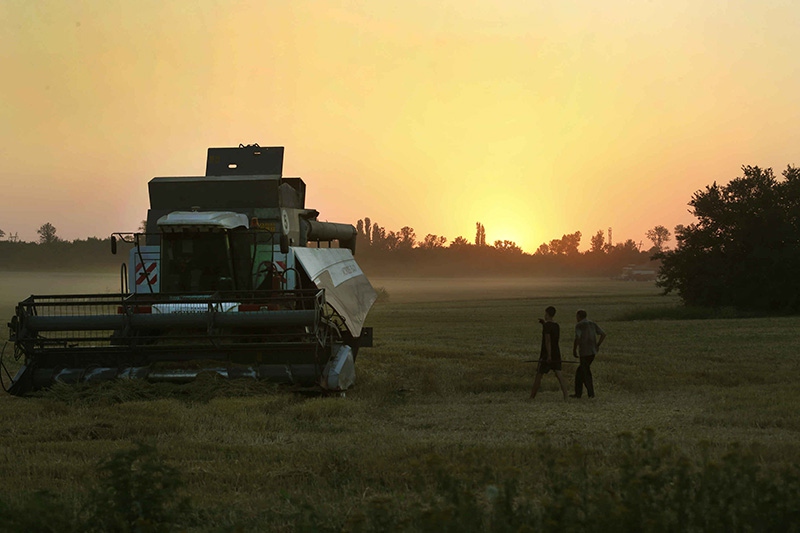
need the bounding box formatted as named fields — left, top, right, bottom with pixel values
left=5, top=145, right=377, bottom=396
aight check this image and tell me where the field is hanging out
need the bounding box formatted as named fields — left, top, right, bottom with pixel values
left=0, top=272, right=799, bottom=532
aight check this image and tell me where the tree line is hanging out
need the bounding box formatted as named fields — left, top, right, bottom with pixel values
left=350, top=218, right=668, bottom=277
left=0, top=237, right=131, bottom=271
left=0, top=223, right=133, bottom=271
left=0, top=219, right=660, bottom=277
left=0, top=222, right=62, bottom=245
left=355, top=217, right=673, bottom=256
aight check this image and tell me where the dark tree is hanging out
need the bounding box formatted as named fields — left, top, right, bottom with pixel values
left=589, top=229, right=606, bottom=254
left=614, top=239, right=639, bottom=253
left=562, top=231, right=582, bottom=255
left=656, top=165, right=800, bottom=312
left=371, top=223, right=386, bottom=248
left=384, top=230, right=400, bottom=251
left=37, top=222, right=60, bottom=244
left=493, top=240, right=522, bottom=254
left=364, top=217, right=371, bottom=243
left=419, top=234, right=447, bottom=249
left=398, top=226, right=416, bottom=249
left=645, top=225, right=671, bottom=251
left=449, top=236, right=470, bottom=249
left=546, top=231, right=581, bottom=255
left=475, top=222, right=486, bottom=246
left=0, top=228, right=5, bottom=239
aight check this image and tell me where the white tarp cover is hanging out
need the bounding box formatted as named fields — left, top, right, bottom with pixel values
left=157, top=211, right=249, bottom=230
left=292, top=247, right=377, bottom=336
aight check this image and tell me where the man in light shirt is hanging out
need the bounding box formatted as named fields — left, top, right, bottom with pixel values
left=571, top=309, right=606, bottom=399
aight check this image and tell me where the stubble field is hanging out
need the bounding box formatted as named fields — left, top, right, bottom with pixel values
left=0, top=272, right=798, bottom=531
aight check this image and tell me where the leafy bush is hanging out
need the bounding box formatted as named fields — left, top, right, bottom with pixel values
left=82, top=442, right=189, bottom=533
left=297, top=431, right=800, bottom=532
left=656, top=165, right=800, bottom=313
left=1, top=432, right=799, bottom=532
left=0, top=490, right=79, bottom=533
left=0, top=443, right=190, bottom=533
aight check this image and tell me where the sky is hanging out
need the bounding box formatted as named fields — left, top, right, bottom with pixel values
left=1, top=0, right=798, bottom=253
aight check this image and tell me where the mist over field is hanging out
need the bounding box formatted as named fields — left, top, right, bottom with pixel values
left=370, top=276, right=657, bottom=304
left=0, top=270, right=656, bottom=320
left=0, top=271, right=121, bottom=321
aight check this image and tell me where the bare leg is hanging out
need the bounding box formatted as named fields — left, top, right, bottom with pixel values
left=554, top=370, right=569, bottom=400
left=530, top=372, right=543, bottom=399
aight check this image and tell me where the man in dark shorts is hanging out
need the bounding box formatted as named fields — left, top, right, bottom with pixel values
left=530, top=306, right=569, bottom=400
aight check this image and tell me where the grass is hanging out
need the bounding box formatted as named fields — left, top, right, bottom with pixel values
left=1, top=274, right=799, bottom=531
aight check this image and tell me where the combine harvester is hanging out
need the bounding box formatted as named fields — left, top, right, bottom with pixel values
left=4, top=145, right=376, bottom=396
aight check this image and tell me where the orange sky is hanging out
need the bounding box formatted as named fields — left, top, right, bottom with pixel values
left=1, top=1, right=798, bottom=253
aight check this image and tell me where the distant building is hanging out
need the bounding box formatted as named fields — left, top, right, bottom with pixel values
left=620, top=263, right=658, bottom=281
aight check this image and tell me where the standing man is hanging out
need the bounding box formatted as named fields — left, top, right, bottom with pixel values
left=572, top=309, right=606, bottom=399
left=530, top=306, right=569, bottom=400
